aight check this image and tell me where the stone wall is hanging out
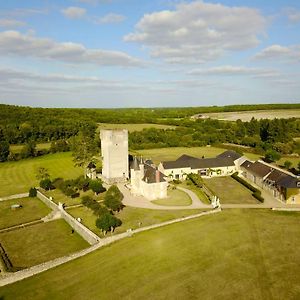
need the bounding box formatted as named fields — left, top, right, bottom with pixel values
left=36, top=190, right=100, bottom=245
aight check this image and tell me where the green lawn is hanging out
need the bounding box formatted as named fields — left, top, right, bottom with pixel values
left=98, top=123, right=176, bottom=132
left=277, top=156, right=300, bottom=168
left=152, top=187, right=192, bottom=206
left=203, top=176, right=259, bottom=204
left=0, top=152, right=82, bottom=197
left=2, top=210, right=300, bottom=299
left=0, top=197, right=51, bottom=229
left=10, top=143, right=51, bottom=154
left=178, top=180, right=211, bottom=204
left=68, top=206, right=203, bottom=237
left=133, top=146, right=261, bottom=164
left=0, top=219, right=88, bottom=270
left=44, top=189, right=106, bottom=207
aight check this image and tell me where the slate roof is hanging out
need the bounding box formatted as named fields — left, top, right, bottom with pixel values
left=143, top=164, right=166, bottom=183
left=243, top=161, right=272, bottom=178
left=241, top=160, right=253, bottom=169
left=161, top=151, right=239, bottom=170
left=216, top=150, right=242, bottom=161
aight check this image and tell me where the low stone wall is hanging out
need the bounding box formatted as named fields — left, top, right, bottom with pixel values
left=37, top=190, right=100, bottom=245
left=36, top=190, right=58, bottom=211
left=0, top=193, right=29, bottom=202
left=59, top=209, right=100, bottom=245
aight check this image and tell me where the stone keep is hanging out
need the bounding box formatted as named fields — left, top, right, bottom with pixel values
left=100, top=129, right=129, bottom=183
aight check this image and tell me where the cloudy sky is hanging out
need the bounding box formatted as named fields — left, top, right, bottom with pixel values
left=0, top=0, right=299, bottom=108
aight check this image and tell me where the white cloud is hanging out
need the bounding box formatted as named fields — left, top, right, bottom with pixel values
left=0, top=30, right=143, bottom=67
left=61, top=6, right=86, bottom=19
left=0, top=19, right=26, bottom=28
left=124, top=0, right=267, bottom=63
left=187, top=65, right=279, bottom=77
left=94, top=13, right=126, bottom=24
left=0, top=8, right=47, bottom=18
left=254, top=45, right=300, bottom=62
left=284, top=8, right=300, bottom=23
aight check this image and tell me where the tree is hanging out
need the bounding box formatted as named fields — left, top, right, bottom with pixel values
left=36, top=167, right=50, bottom=180
left=20, top=141, right=36, bottom=158
left=264, top=149, right=281, bottom=163
left=40, top=178, right=53, bottom=190
left=29, top=187, right=37, bottom=197
left=0, top=141, right=9, bottom=162
left=72, top=132, right=98, bottom=176
left=95, top=213, right=122, bottom=235
left=104, top=185, right=124, bottom=212
left=89, top=180, right=105, bottom=195
left=284, top=160, right=292, bottom=170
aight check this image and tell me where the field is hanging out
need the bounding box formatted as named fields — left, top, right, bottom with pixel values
left=0, top=152, right=82, bottom=197
left=133, top=146, right=261, bottom=164
left=203, top=176, right=259, bottom=204
left=2, top=209, right=300, bottom=299
left=178, top=181, right=210, bottom=204
left=0, top=219, right=88, bottom=269
left=68, top=206, right=203, bottom=236
left=277, top=156, right=300, bottom=168
left=0, top=197, right=51, bottom=230
left=203, top=109, right=300, bottom=121
left=152, top=188, right=192, bottom=206
left=98, top=123, right=176, bottom=132
left=10, top=143, right=51, bottom=154
left=44, top=189, right=106, bottom=207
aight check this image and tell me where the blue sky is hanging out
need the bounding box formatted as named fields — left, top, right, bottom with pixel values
left=0, top=0, right=299, bottom=108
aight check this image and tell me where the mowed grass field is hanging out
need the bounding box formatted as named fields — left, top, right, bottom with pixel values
left=0, top=152, right=82, bottom=197
left=204, top=109, right=300, bottom=121
left=133, top=146, right=261, bottom=164
left=152, top=188, right=192, bottom=206
left=0, top=197, right=51, bottom=229
left=10, top=143, right=51, bottom=154
left=98, top=123, right=176, bottom=132
left=2, top=209, right=300, bottom=299
left=204, top=176, right=259, bottom=204
left=68, top=206, right=203, bottom=236
left=0, top=219, right=88, bottom=269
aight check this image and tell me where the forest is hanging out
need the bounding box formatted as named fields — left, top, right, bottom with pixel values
left=0, top=103, right=300, bottom=163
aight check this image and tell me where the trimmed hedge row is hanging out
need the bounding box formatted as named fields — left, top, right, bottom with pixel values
left=231, top=172, right=264, bottom=203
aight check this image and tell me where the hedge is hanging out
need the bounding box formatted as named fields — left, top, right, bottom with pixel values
left=231, top=172, right=264, bottom=203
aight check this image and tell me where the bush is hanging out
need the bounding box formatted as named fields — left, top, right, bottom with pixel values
left=39, top=178, right=53, bottom=190
left=29, top=187, right=37, bottom=197
left=89, top=180, right=105, bottom=194
left=81, top=195, right=109, bottom=217
left=71, top=192, right=80, bottom=198
left=104, top=185, right=124, bottom=212
left=173, top=179, right=182, bottom=184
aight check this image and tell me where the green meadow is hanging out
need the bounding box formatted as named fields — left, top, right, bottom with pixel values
left=1, top=210, right=300, bottom=299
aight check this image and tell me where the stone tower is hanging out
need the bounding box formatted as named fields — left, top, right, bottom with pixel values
left=100, top=129, right=129, bottom=183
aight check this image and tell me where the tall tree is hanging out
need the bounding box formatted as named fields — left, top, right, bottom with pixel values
left=0, top=141, right=9, bottom=162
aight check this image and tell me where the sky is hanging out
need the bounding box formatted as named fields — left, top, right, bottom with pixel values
left=0, top=0, right=299, bottom=108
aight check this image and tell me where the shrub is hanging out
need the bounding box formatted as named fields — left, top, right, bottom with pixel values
left=71, top=192, right=80, bottom=198
left=104, top=185, right=124, bottom=212
left=89, top=180, right=106, bottom=194
left=29, top=187, right=37, bottom=197
left=39, top=178, right=53, bottom=190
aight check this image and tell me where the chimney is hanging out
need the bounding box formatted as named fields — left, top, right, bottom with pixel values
left=156, top=169, right=160, bottom=183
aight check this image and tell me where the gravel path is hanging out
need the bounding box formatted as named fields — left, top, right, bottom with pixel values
left=119, top=184, right=211, bottom=210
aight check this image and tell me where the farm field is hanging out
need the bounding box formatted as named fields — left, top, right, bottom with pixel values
left=203, top=176, right=259, bottom=204
left=68, top=206, right=203, bottom=236
left=2, top=209, right=300, bottom=299
left=10, top=143, right=51, bottom=154
left=0, top=197, right=51, bottom=230
left=152, top=188, right=192, bottom=206
left=203, top=109, right=300, bottom=121
left=0, top=219, right=88, bottom=269
left=0, top=152, right=82, bottom=197
left=133, top=146, right=261, bottom=164
left=98, top=123, right=176, bottom=132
